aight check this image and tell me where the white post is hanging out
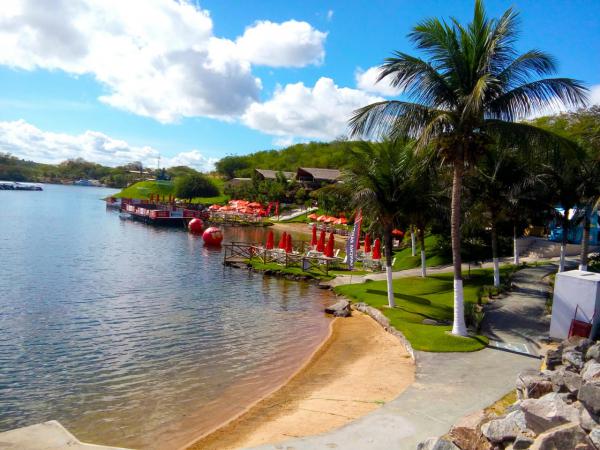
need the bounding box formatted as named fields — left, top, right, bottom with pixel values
left=513, top=237, right=519, bottom=265
left=559, top=245, right=566, bottom=272
left=411, top=231, right=416, bottom=257
left=420, top=250, right=427, bottom=277
left=493, top=257, right=500, bottom=287
left=580, top=263, right=588, bottom=271
left=386, top=265, right=395, bottom=308
left=451, top=279, right=467, bottom=336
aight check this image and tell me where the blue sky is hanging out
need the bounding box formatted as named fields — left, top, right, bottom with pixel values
left=0, top=0, right=598, bottom=170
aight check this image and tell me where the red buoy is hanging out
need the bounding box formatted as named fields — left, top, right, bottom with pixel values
left=188, top=218, right=204, bottom=234
left=202, top=226, right=223, bottom=246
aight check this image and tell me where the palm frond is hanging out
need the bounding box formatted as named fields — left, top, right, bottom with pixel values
left=496, top=50, right=557, bottom=88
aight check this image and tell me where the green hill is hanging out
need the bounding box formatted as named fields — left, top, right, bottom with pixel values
left=114, top=179, right=227, bottom=204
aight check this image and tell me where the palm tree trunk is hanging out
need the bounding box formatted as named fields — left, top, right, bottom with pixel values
left=419, top=227, right=426, bottom=278
left=384, top=226, right=396, bottom=308
left=410, top=226, right=416, bottom=256
left=580, top=210, right=591, bottom=271
left=491, top=219, right=500, bottom=288
left=513, top=223, right=520, bottom=265
left=559, top=214, right=569, bottom=273
left=451, top=161, right=467, bottom=336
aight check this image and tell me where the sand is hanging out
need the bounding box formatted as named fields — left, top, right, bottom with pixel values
left=184, top=312, right=415, bottom=450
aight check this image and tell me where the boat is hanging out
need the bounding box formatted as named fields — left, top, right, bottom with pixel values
left=0, top=181, right=43, bottom=191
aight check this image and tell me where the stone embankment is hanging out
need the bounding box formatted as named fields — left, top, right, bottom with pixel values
left=419, top=336, right=600, bottom=450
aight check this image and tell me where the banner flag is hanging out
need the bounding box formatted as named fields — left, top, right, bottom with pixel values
left=345, top=209, right=362, bottom=270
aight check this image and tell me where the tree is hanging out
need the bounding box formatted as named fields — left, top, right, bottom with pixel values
left=344, top=141, right=416, bottom=308
left=174, top=174, right=219, bottom=202
left=349, top=0, right=586, bottom=335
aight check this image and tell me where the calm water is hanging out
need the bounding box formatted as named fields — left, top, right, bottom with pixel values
left=0, top=185, right=335, bottom=449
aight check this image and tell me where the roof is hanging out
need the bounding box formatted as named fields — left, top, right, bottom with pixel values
left=297, top=167, right=341, bottom=181
left=255, top=169, right=295, bottom=180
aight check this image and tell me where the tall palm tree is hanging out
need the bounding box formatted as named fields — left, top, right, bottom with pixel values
left=349, top=0, right=586, bottom=335
left=344, top=141, right=416, bottom=308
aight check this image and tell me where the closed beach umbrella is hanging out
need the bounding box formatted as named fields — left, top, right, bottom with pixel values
left=286, top=234, right=293, bottom=253
left=311, top=225, right=318, bottom=248
left=365, top=234, right=372, bottom=253
left=372, top=238, right=382, bottom=260
left=266, top=230, right=274, bottom=250
left=317, top=229, right=326, bottom=252
left=325, top=232, right=335, bottom=257
left=278, top=232, right=287, bottom=249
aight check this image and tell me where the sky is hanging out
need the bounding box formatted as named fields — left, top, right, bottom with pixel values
left=0, top=0, right=599, bottom=171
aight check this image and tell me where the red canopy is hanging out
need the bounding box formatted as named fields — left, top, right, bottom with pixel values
left=364, top=234, right=372, bottom=253
left=285, top=234, right=293, bottom=253
left=311, top=225, right=318, bottom=247
left=372, top=238, right=381, bottom=260
left=266, top=230, right=274, bottom=250
left=325, top=232, right=335, bottom=257
left=317, top=229, right=326, bottom=252
left=278, top=232, right=287, bottom=250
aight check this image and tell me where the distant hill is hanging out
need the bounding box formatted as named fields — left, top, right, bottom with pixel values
left=113, top=179, right=227, bottom=204
left=215, top=140, right=360, bottom=179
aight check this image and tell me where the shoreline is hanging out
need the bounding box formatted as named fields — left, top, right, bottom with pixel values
left=183, top=312, right=415, bottom=450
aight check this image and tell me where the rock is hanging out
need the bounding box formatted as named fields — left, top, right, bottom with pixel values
left=481, top=410, right=528, bottom=443
left=562, top=336, right=593, bottom=354
left=521, top=392, right=580, bottom=434
left=513, top=432, right=535, bottom=449
left=575, top=402, right=600, bottom=431
left=517, top=370, right=554, bottom=400
left=563, top=349, right=585, bottom=371
left=587, top=343, right=600, bottom=362
left=449, top=410, right=492, bottom=450
left=551, top=367, right=583, bottom=395
left=324, top=300, right=351, bottom=317
left=545, top=348, right=563, bottom=370
left=529, top=423, right=594, bottom=450
left=582, top=361, right=600, bottom=382
left=417, top=436, right=460, bottom=450
left=589, top=427, right=600, bottom=448
left=578, top=383, right=600, bottom=415
left=422, top=318, right=439, bottom=325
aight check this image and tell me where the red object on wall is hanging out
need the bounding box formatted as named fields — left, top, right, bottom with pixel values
left=202, top=226, right=223, bottom=246
left=372, top=238, right=381, bottom=260
left=188, top=218, right=204, bottom=234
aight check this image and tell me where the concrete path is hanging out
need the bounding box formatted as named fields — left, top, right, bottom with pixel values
left=250, top=264, right=559, bottom=450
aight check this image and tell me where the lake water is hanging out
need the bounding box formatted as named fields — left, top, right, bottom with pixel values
left=0, top=184, right=335, bottom=449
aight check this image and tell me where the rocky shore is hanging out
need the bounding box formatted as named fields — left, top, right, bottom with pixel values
left=419, top=336, right=600, bottom=449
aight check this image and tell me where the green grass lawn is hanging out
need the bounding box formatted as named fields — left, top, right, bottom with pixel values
left=334, top=268, right=513, bottom=352
left=392, top=234, right=451, bottom=271
left=113, top=179, right=228, bottom=204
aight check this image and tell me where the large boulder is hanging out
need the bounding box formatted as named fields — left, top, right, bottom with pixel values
left=586, top=343, right=600, bottom=362
left=578, top=382, right=600, bottom=415
left=417, top=436, right=460, bottom=450
left=520, top=392, right=580, bottom=434
left=563, top=349, right=585, bottom=371
left=481, top=410, right=528, bottom=444
left=576, top=403, right=600, bottom=432
left=324, top=299, right=351, bottom=317
left=562, top=336, right=594, bottom=354
left=551, top=367, right=583, bottom=395
left=582, top=360, right=600, bottom=382
left=589, top=426, right=600, bottom=448
left=517, top=370, right=554, bottom=400
left=448, top=410, right=492, bottom=450
left=529, top=423, right=594, bottom=450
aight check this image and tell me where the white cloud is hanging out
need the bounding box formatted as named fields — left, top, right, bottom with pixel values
left=0, top=0, right=326, bottom=123
left=243, top=77, right=383, bottom=141
left=355, top=66, right=402, bottom=97
left=0, top=120, right=216, bottom=172
left=327, top=10, right=334, bottom=21
left=236, top=20, right=327, bottom=67
left=589, top=84, right=600, bottom=106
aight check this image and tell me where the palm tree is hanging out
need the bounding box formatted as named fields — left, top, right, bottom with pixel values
left=349, top=0, right=586, bottom=335
left=344, top=141, right=416, bottom=308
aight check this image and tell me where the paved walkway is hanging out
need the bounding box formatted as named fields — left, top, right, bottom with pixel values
left=250, top=265, right=559, bottom=450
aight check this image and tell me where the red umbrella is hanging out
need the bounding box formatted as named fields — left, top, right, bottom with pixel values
left=317, top=229, right=326, bottom=252
left=338, top=217, right=348, bottom=225
left=392, top=228, right=404, bottom=237
left=364, top=234, right=372, bottom=253
left=311, top=225, right=318, bottom=248
left=286, top=234, right=293, bottom=253
left=278, top=232, right=287, bottom=249
left=266, top=230, right=274, bottom=250
left=325, top=232, right=335, bottom=257
left=372, top=238, right=381, bottom=260
left=316, top=215, right=327, bottom=222
left=307, top=213, right=318, bottom=220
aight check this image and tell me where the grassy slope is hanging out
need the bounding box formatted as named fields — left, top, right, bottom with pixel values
left=114, top=179, right=227, bottom=204
left=393, top=234, right=451, bottom=270
left=334, top=268, right=510, bottom=352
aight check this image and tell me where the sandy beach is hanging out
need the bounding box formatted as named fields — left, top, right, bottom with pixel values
left=185, top=312, right=415, bottom=450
